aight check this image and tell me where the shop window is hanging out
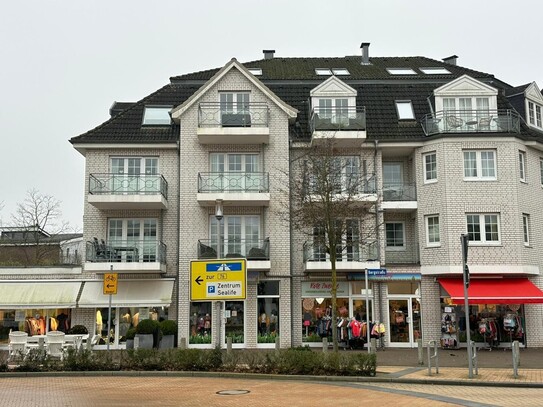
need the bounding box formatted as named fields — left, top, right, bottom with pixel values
left=190, top=302, right=212, bottom=344
left=224, top=301, right=244, bottom=344
left=301, top=297, right=349, bottom=342
left=0, top=309, right=72, bottom=343
left=387, top=281, right=419, bottom=295
left=257, top=281, right=279, bottom=344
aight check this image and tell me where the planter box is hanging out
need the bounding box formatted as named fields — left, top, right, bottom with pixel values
left=126, top=339, right=134, bottom=349
left=135, top=334, right=154, bottom=349
left=159, top=335, right=175, bottom=349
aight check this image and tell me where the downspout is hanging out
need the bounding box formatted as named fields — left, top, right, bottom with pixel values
left=175, top=139, right=181, bottom=327
left=374, top=139, right=384, bottom=347
left=289, top=138, right=294, bottom=348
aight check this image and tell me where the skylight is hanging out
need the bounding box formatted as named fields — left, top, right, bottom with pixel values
left=143, top=106, right=172, bottom=125
left=315, top=68, right=332, bottom=75
left=395, top=101, right=415, bottom=120
left=420, top=67, right=452, bottom=75
left=387, top=68, right=417, bottom=75
left=332, top=68, right=350, bottom=75
left=248, top=68, right=262, bottom=76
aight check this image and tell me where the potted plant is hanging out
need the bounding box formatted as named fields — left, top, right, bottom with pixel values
left=125, top=327, right=136, bottom=349
left=67, top=325, right=88, bottom=335
left=159, top=320, right=177, bottom=349
left=135, top=319, right=160, bottom=349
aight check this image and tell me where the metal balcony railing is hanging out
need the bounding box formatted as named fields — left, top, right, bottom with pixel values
left=310, top=107, right=366, bottom=133
left=89, top=174, right=168, bottom=199
left=382, top=182, right=417, bottom=201
left=198, top=172, right=269, bottom=193
left=198, top=238, right=270, bottom=260
left=421, top=109, right=520, bottom=136
left=198, top=103, right=270, bottom=128
left=86, top=238, right=166, bottom=264
left=307, top=174, right=376, bottom=195
left=302, top=241, right=378, bottom=263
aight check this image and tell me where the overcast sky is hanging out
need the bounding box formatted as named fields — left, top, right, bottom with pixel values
left=1, top=0, right=542, bottom=230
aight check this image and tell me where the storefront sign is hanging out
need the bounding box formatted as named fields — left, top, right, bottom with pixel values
left=301, top=281, right=349, bottom=297
left=190, top=259, right=247, bottom=301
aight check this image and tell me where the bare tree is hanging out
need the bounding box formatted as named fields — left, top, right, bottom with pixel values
left=284, top=139, right=379, bottom=351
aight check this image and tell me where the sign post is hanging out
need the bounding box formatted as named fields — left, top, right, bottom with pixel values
left=103, top=268, right=118, bottom=352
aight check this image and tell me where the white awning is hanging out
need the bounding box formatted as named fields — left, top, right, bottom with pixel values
left=0, top=281, right=82, bottom=309
left=78, top=279, right=175, bottom=307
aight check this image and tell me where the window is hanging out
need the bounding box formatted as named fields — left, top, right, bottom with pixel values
left=310, top=156, right=360, bottom=194
left=109, top=157, right=159, bottom=193
left=395, top=101, right=415, bottom=120
left=143, top=106, right=171, bottom=125
left=386, top=68, right=417, bottom=75
left=420, top=67, right=451, bottom=75
left=466, top=214, right=500, bottom=244
left=248, top=68, right=262, bottom=75
left=463, top=150, right=496, bottom=180
left=528, top=102, right=542, bottom=127
left=316, top=98, right=349, bottom=124
left=332, top=68, right=350, bottom=75
left=425, top=215, right=440, bottom=246
left=383, top=162, right=403, bottom=187
left=315, top=68, right=332, bottom=75
left=220, top=92, right=249, bottom=114
left=540, top=158, right=543, bottom=186
left=523, top=214, right=530, bottom=246
left=108, top=218, right=158, bottom=262
left=519, top=151, right=526, bottom=182
left=311, top=219, right=361, bottom=261
left=257, top=281, right=279, bottom=343
left=423, top=152, right=437, bottom=183
left=210, top=215, right=260, bottom=257
left=386, top=222, right=405, bottom=250
left=209, top=153, right=261, bottom=192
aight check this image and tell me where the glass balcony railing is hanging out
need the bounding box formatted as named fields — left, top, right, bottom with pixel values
left=303, top=241, right=378, bottom=263
left=198, top=103, right=270, bottom=128
left=382, top=182, right=417, bottom=201
left=86, top=239, right=166, bottom=264
left=89, top=174, right=168, bottom=199
left=421, top=109, right=520, bottom=136
left=198, top=238, right=270, bottom=260
left=310, top=107, right=366, bottom=133
left=198, top=172, right=269, bottom=193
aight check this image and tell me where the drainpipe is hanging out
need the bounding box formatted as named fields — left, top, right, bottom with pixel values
left=175, top=139, right=181, bottom=335
left=374, top=139, right=384, bottom=347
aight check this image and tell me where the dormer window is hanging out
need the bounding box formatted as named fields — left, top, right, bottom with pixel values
left=143, top=106, right=172, bottom=125
left=528, top=101, right=542, bottom=128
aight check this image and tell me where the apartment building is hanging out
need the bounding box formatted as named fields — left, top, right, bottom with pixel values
left=65, top=43, right=543, bottom=350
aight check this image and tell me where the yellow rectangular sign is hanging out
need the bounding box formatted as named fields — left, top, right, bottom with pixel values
left=190, top=259, right=246, bottom=301
left=103, top=273, right=118, bottom=295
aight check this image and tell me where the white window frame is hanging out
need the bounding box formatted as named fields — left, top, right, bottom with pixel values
left=309, top=156, right=360, bottom=195
left=315, top=68, right=332, bottom=75
left=108, top=218, right=158, bottom=262
left=463, top=150, right=496, bottom=181
left=332, top=68, right=350, bottom=75
left=519, top=151, right=527, bottom=182
left=386, top=68, right=417, bottom=75
left=385, top=222, right=406, bottom=251
left=210, top=215, right=261, bottom=257
left=423, top=152, right=437, bottom=183
left=522, top=214, right=530, bottom=246
left=248, top=68, right=262, bottom=76
left=219, top=92, right=250, bottom=114
left=312, top=219, right=361, bottom=262
left=420, top=67, right=451, bottom=75
left=425, top=215, right=440, bottom=247
left=540, top=158, right=543, bottom=187
left=466, top=213, right=500, bottom=245
left=395, top=100, right=415, bottom=120
left=142, top=106, right=172, bottom=125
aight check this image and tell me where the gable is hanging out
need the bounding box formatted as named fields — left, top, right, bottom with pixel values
left=525, top=82, right=543, bottom=104
left=434, top=74, right=497, bottom=97
left=310, top=76, right=357, bottom=98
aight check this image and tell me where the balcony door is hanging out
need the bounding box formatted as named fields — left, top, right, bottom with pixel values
left=210, top=153, right=260, bottom=192
left=311, top=219, right=360, bottom=262
left=210, top=215, right=260, bottom=258
left=110, top=157, right=158, bottom=194
left=108, top=218, right=157, bottom=262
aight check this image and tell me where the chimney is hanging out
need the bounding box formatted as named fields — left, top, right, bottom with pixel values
left=360, top=42, right=371, bottom=65
left=442, top=55, right=458, bottom=66
left=263, top=49, right=275, bottom=60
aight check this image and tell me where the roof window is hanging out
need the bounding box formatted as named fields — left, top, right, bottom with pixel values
left=315, top=68, right=332, bottom=75
left=395, top=101, right=415, bottom=120
left=248, top=68, right=262, bottom=76
left=420, top=67, right=451, bottom=75
left=143, top=106, right=171, bottom=125
left=387, top=68, right=417, bottom=75
left=332, top=68, right=350, bottom=75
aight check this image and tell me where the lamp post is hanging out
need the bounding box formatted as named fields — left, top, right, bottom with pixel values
left=214, top=199, right=223, bottom=348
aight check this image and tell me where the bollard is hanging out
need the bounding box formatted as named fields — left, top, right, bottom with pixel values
left=370, top=338, right=377, bottom=354
left=226, top=336, right=232, bottom=354
left=322, top=337, right=328, bottom=352
left=512, top=340, right=520, bottom=379
left=134, top=336, right=140, bottom=350
left=179, top=337, right=187, bottom=350
left=38, top=337, right=45, bottom=351
left=417, top=339, right=423, bottom=365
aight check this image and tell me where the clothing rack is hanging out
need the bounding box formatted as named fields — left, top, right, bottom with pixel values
left=478, top=317, right=499, bottom=351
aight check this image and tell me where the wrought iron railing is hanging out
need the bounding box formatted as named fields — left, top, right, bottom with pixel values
left=382, top=182, right=417, bottom=201
left=86, top=239, right=166, bottom=264
left=89, top=174, right=168, bottom=199
left=198, top=172, right=269, bottom=193
left=198, top=238, right=270, bottom=260
left=302, top=241, right=378, bottom=263
left=310, top=107, right=366, bottom=133
left=421, top=109, right=520, bottom=135
left=198, top=103, right=270, bottom=128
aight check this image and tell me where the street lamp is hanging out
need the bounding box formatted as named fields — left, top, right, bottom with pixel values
left=214, top=199, right=223, bottom=348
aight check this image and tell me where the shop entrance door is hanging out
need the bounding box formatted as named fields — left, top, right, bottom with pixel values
left=388, top=297, right=420, bottom=348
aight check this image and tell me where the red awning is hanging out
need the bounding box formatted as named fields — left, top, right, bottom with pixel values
left=438, top=278, right=543, bottom=304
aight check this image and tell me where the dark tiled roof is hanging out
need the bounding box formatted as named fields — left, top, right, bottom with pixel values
left=505, top=84, right=530, bottom=97
left=109, top=102, right=136, bottom=117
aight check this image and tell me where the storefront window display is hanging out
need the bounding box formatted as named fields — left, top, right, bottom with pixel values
left=190, top=302, right=212, bottom=345
left=440, top=300, right=525, bottom=347
left=257, top=281, right=279, bottom=344
left=0, top=309, right=71, bottom=344
left=224, top=301, right=244, bottom=344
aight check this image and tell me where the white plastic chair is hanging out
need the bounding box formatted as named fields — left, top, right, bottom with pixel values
left=8, top=331, right=29, bottom=362
left=46, top=331, right=65, bottom=360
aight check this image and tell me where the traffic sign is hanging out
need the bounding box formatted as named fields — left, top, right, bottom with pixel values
left=190, top=259, right=246, bottom=301
left=103, top=273, right=118, bottom=295
left=367, top=268, right=387, bottom=276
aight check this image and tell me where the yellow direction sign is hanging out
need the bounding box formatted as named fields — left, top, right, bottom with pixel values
left=190, top=259, right=246, bottom=301
left=103, top=273, right=118, bottom=295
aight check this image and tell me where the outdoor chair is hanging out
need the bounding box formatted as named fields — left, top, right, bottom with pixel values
left=445, top=115, right=463, bottom=130
left=46, top=331, right=65, bottom=360
left=478, top=116, right=493, bottom=130
left=8, top=331, right=29, bottom=362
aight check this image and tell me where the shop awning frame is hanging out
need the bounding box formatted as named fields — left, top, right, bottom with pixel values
left=438, top=278, right=543, bottom=304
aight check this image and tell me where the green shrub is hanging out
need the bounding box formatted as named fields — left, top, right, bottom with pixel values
left=189, top=334, right=211, bottom=344
left=67, top=325, right=88, bottom=335
left=257, top=334, right=277, bottom=343
left=136, top=319, right=160, bottom=335
left=159, top=320, right=177, bottom=336
left=125, top=328, right=136, bottom=340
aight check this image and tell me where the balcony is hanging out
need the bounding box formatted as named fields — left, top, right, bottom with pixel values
left=306, top=175, right=377, bottom=207
left=197, top=103, right=270, bottom=144
left=421, top=109, right=520, bottom=136
left=381, top=182, right=417, bottom=211
left=303, top=241, right=380, bottom=272
left=197, top=172, right=270, bottom=206
left=84, top=238, right=167, bottom=273
left=88, top=174, right=168, bottom=210
left=310, top=107, right=367, bottom=147
left=198, top=238, right=270, bottom=271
